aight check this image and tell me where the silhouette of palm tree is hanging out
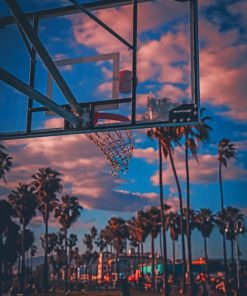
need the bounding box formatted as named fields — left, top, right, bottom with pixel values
left=32, top=167, right=62, bottom=292
left=178, top=108, right=212, bottom=295
left=218, top=138, right=236, bottom=292
left=195, top=208, right=215, bottom=280
left=0, top=200, right=16, bottom=288
left=144, top=206, right=161, bottom=292
left=166, top=211, right=180, bottom=282
left=148, top=126, right=186, bottom=293
left=0, top=144, right=12, bottom=183
left=55, top=194, right=82, bottom=291
left=8, top=183, right=37, bottom=291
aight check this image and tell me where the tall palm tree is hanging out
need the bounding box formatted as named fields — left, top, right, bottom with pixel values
left=148, top=126, right=186, bottom=293
left=218, top=138, right=236, bottom=291
left=195, top=208, right=214, bottom=280
left=97, top=227, right=114, bottom=280
left=30, top=244, right=37, bottom=278
left=179, top=107, right=212, bottom=295
left=8, top=183, right=37, bottom=291
left=166, top=211, right=180, bottom=283
left=32, top=167, right=62, bottom=292
left=2, top=220, right=20, bottom=289
left=218, top=139, right=236, bottom=211
left=223, top=207, right=245, bottom=265
left=144, top=206, right=161, bottom=292
left=23, top=229, right=35, bottom=269
left=135, top=211, right=149, bottom=272
left=55, top=194, right=82, bottom=291
left=0, top=200, right=13, bottom=272
left=0, top=144, right=12, bottom=183
left=68, top=233, right=78, bottom=284
left=0, top=200, right=16, bottom=289
left=127, top=216, right=143, bottom=271
left=105, top=217, right=128, bottom=281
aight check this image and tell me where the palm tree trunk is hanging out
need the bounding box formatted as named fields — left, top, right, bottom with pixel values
left=141, top=241, right=144, bottom=274
left=231, top=239, right=234, bottom=265
left=159, top=230, right=163, bottom=257
left=20, top=222, right=25, bottom=292
left=116, top=249, right=119, bottom=282
left=43, top=204, right=49, bottom=293
left=159, top=140, right=168, bottom=296
left=31, top=255, right=33, bottom=280
left=64, top=229, right=68, bottom=292
left=172, top=240, right=176, bottom=283
left=185, top=134, right=194, bottom=296
left=0, top=233, right=3, bottom=287
left=219, top=162, right=228, bottom=294
left=137, top=243, right=140, bottom=274
left=151, top=235, right=155, bottom=292
left=204, top=237, right=209, bottom=281
left=168, top=147, right=186, bottom=293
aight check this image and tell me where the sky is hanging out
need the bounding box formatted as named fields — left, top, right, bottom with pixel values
left=0, top=0, right=247, bottom=261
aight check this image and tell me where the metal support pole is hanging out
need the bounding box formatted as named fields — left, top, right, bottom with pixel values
left=4, top=0, right=82, bottom=116
left=0, top=0, right=151, bottom=27
left=26, top=14, right=38, bottom=134
left=68, top=0, right=133, bottom=49
left=0, top=67, right=81, bottom=126
left=131, top=0, right=138, bottom=125
left=190, top=0, right=200, bottom=116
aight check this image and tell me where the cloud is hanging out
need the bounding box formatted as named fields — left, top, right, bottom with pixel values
left=133, top=147, right=247, bottom=185
left=0, top=130, right=159, bottom=212
left=227, top=1, right=247, bottom=28
left=133, top=147, right=157, bottom=163
left=197, top=7, right=247, bottom=121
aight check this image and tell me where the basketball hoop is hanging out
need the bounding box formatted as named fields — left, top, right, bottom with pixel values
left=86, top=113, right=134, bottom=176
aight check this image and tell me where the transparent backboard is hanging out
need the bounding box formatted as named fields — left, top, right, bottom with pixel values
left=0, top=0, right=200, bottom=140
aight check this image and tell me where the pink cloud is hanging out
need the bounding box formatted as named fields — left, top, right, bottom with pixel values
left=133, top=147, right=247, bottom=185
left=198, top=15, right=247, bottom=121
left=133, top=147, right=157, bottom=163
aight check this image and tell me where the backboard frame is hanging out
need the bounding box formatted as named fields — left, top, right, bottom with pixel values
left=0, top=0, right=200, bottom=140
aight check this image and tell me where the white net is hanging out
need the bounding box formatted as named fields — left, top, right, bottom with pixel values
left=86, top=113, right=134, bottom=176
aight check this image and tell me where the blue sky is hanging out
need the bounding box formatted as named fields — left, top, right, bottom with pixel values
left=0, top=0, right=247, bottom=260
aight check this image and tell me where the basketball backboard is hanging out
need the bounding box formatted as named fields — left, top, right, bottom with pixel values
left=0, top=0, right=200, bottom=140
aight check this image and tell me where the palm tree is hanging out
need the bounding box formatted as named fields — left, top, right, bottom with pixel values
left=195, top=209, right=214, bottom=280
left=0, top=144, right=12, bottom=183
left=134, top=211, right=149, bottom=273
left=97, top=227, right=113, bottom=280
left=127, top=216, right=143, bottom=272
left=148, top=126, right=187, bottom=293
left=23, top=229, right=35, bottom=269
left=166, top=211, right=180, bottom=283
left=179, top=108, right=212, bottom=295
left=105, top=217, right=128, bottom=281
left=218, top=138, right=236, bottom=290
left=8, top=183, right=37, bottom=291
left=223, top=207, right=245, bottom=264
left=30, top=245, right=37, bottom=278
left=55, top=194, right=82, bottom=291
left=2, top=221, right=20, bottom=289
left=218, top=139, right=236, bottom=210
left=32, top=167, right=62, bottom=292
left=68, top=233, right=78, bottom=285
left=0, top=200, right=16, bottom=289
left=144, top=207, right=161, bottom=292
